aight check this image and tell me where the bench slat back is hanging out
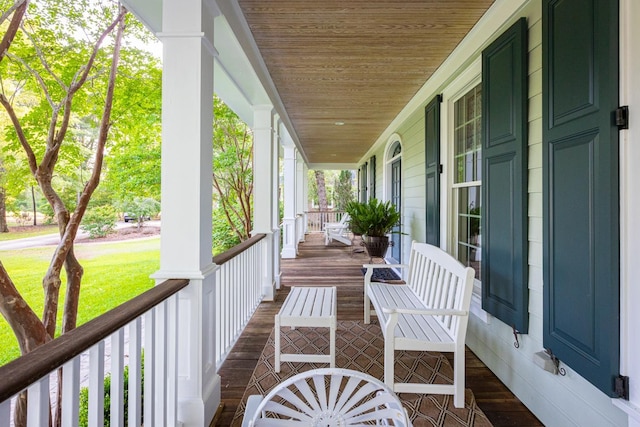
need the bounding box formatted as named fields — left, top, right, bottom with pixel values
left=406, top=241, right=475, bottom=339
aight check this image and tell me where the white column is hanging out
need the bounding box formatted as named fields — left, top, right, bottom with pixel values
left=615, top=1, right=640, bottom=425
left=154, top=0, right=219, bottom=425
left=302, top=162, right=309, bottom=235
left=296, top=152, right=306, bottom=243
left=272, top=115, right=282, bottom=287
left=281, top=134, right=298, bottom=258
left=252, top=105, right=276, bottom=300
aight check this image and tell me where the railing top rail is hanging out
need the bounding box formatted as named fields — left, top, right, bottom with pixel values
left=213, top=233, right=266, bottom=265
left=0, top=278, right=189, bottom=402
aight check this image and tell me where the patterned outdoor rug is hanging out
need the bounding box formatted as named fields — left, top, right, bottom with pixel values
left=231, top=321, right=492, bottom=426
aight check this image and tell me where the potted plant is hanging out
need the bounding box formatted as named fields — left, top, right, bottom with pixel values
left=345, top=198, right=401, bottom=258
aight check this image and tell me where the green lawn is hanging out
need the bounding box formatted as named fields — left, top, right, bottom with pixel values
left=0, top=237, right=160, bottom=365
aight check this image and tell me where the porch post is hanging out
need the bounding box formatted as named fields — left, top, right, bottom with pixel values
left=153, top=0, right=219, bottom=425
left=301, top=161, right=309, bottom=235
left=296, top=153, right=306, bottom=242
left=251, top=105, right=276, bottom=300
left=281, top=130, right=298, bottom=258
left=273, top=115, right=282, bottom=287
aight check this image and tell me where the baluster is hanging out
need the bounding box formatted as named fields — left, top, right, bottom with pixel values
left=0, top=399, right=9, bottom=426
left=143, top=310, right=155, bottom=427
left=110, top=329, right=125, bottom=427
left=62, top=356, right=81, bottom=427
left=128, top=318, right=142, bottom=427
left=153, top=301, right=167, bottom=425
left=88, top=342, right=105, bottom=427
left=27, top=376, right=50, bottom=427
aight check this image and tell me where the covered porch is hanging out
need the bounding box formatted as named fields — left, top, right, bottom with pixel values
left=1, top=0, right=639, bottom=426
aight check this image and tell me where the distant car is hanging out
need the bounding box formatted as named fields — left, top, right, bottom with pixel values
left=123, top=213, right=151, bottom=223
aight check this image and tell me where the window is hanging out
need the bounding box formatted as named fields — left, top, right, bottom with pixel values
left=453, top=83, right=482, bottom=279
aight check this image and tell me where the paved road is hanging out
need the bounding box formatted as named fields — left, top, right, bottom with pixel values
left=0, top=221, right=160, bottom=251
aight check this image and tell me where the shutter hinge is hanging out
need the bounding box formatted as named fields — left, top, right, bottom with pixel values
left=615, top=375, right=629, bottom=400
left=438, top=164, right=443, bottom=174
left=616, top=106, right=629, bottom=130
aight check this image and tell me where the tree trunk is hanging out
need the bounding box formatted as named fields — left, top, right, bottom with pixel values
left=0, top=187, right=9, bottom=232
left=31, top=185, right=36, bottom=226
left=315, top=170, right=328, bottom=211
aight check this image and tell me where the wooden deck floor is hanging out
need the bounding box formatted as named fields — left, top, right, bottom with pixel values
left=216, top=233, right=543, bottom=426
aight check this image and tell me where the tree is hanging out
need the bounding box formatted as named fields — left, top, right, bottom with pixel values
left=314, top=170, right=328, bottom=211
left=0, top=0, right=29, bottom=230
left=102, top=49, right=162, bottom=204
left=212, top=95, right=253, bottom=244
left=333, top=170, right=354, bottom=211
left=0, top=1, right=128, bottom=424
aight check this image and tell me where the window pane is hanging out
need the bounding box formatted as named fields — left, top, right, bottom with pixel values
left=457, top=186, right=481, bottom=280
left=453, top=82, right=482, bottom=184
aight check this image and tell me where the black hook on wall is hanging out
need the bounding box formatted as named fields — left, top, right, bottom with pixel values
left=512, top=325, right=521, bottom=348
left=544, top=348, right=566, bottom=376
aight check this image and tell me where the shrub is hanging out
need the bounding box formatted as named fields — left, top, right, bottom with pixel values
left=81, top=206, right=118, bottom=238
left=79, top=354, right=144, bottom=426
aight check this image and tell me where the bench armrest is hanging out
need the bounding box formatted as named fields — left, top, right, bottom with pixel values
left=363, top=264, right=409, bottom=270
left=382, top=307, right=468, bottom=317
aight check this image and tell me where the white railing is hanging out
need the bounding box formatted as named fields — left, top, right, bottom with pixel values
left=0, top=234, right=268, bottom=427
left=0, top=278, right=188, bottom=427
left=305, top=210, right=347, bottom=232
left=213, top=234, right=267, bottom=367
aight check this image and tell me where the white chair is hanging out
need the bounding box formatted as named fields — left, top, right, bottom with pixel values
left=324, top=213, right=351, bottom=246
left=242, top=368, right=412, bottom=427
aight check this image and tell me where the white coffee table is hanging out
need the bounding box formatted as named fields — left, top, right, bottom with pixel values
left=274, top=286, right=337, bottom=373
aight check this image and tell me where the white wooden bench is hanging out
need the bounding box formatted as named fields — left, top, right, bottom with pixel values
left=274, top=286, right=336, bottom=373
left=363, top=241, right=475, bottom=408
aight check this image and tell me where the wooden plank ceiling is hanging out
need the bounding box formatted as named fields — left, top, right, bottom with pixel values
left=237, top=0, right=495, bottom=166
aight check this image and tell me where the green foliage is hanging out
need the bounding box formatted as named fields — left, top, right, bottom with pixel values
left=103, top=50, right=162, bottom=204
left=334, top=170, right=355, bottom=211
left=1, top=0, right=163, bottom=215
left=81, top=205, right=118, bottom=238
left=212, top=206, right=241, bottom=255
left=212, top=95, right=253, bottom=241
left=122, top=197, right=160, bottom=225
left=345, top=198, right=401, bottom=237
left=79, top=353, right=145, bottom=427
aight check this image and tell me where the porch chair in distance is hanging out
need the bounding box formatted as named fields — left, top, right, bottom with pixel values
left=323, top=212, right=352, bottom=246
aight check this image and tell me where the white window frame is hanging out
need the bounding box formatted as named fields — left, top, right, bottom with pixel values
left=440, top=57, right=490, bottom=323
left=382, top=133, right=402, bottom=202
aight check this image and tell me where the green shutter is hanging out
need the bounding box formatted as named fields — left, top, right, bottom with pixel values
left=369, top=156, right=376, bottom=199
left=424, top=95, right=442, bottom=246
left=360, top=162, right=368, bottom=202
left=543, top=0, right=619, bottom=396
left=481, top=18, right=529, bottom=333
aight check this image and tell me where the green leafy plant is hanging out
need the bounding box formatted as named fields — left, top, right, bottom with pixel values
left=122, top=197, right=160, bottom=226
left=81, top=206, right=118, bottom=238
left=345, top=198, right=401, bottom=237
left=79, top=353, right=145, bottom=426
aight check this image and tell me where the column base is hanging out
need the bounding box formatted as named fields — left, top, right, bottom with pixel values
left=178, top=375, right=221, bottom=427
